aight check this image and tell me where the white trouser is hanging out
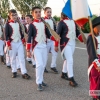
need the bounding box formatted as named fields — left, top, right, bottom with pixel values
left=47, top=40, right=57, bottom=68
left=5, top=47, right=20, bottom=68
left=33, top=44, right=47, bottom=85
left=16, top=56, right=20, bottom=69
left=5, top=46, right=11, bottom=66
left=31, top=55, right=36, bottom=65
left=62, top=40, right=75, bottom=78
left=0, top=40, right=4, bottom=56
left=6, top=54, right=20, bottom=69
left=6, top=53, right=11, bottom=66
left=26, top=57, right=31, bottom=61
left=9, top=41, right=27, bottom=74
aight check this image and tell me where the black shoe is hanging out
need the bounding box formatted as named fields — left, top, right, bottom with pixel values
left=51, top=67, right=58, bottom=74
left=69, top=77, right=78, bottom=87
left=61, top=72, right=69, bottom=80
left=17, top=68, right=21, bottom=72
left=22, top=73, right=31, bottom=79
left=44, top=68, right=48, bottom=73
left=1, top=56, right=5, bottom=65
left=33, top=65, right=36, bottom=68
left=28, top=61, right=32, bottom=64
left=12, top=72, right=17, bottom=78
left=7, top=66, right=11, bottom=69
left=37, top=84, right=43, bottom=91
left=42, top=82, right=47, bottom=87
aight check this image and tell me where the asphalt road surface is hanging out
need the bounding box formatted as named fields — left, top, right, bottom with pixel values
left=0, top=40, right=92, bottom=100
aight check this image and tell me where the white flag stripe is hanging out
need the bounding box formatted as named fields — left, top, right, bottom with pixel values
left=71, top=0, right=90, bottom=20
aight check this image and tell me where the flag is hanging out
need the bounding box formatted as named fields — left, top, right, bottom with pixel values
left=62, top=0, right=72, bottom=19
left=62, top=0, right=92, bottom=26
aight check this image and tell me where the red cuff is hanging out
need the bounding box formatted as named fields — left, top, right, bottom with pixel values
left=26, top=43, right=31, bottom=50
left=93, top=62, right=98, bottom=69
left=78, top=34, right=83, bottom=42
left=50, top=36, right=59, bottom=46
left=93, top=59, right=100, bottom=69
left=6, top=41, right=11, bottom=46
left=22, top=38, right=26, bottom=44
left=50, top=36, right=56, bottom=41
left=54, top=41, right=59, bottom=47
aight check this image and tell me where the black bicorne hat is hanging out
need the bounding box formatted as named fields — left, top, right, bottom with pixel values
left=92, top=16, right=100, bottom=28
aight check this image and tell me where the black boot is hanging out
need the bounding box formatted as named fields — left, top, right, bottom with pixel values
left=12, top=72, right=17, bottom=78
left=42, top=82, right=47, bottom=87
left=22, top=73, right=31, bottom=79
left=51, top=67, right=58, bottom=74
left=37, top=84, right=43, bottom=91
left=1, top=56, right=5, bottom=65
left=28, top=61, right=32, bottom=64
left=33, top=65, right=36, bottom=68
left=61, top=72, right=69, bottom=80
left=69, top=77, right=78, bottom=87
left=7, top=66, right=11, bottom=69
left=44, top=68, right=48, bottom=73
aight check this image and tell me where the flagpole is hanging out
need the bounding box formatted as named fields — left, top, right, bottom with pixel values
left=88, top=16, right=97, bottom=57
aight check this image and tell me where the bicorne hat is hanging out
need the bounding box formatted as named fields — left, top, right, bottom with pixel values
left=92, top=16, right=100, bottom=28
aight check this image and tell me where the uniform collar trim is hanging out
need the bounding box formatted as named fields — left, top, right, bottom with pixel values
left=63, top=17, right=69, bottom=20
left=33, top=19, right=42, bottom=23
left=9, top=20, right=17, bottom=23
left=44, top=16, right=51, bottom=19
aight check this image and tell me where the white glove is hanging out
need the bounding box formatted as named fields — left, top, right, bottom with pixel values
left=92, top=59, right=100, bottom=68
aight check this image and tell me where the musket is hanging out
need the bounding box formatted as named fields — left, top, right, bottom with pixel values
left=24, top=2, right=32, bottom=9
left=8, top=0, right=27, bottom=41
left=24, top=1, right=60, bottom=41
left=17, top=18, right=28, bottom=41
left=37, top=1, right=60, bottom=40
left=38, top=1, right=57, bottom=25
left=0, top=16, right=5, bottom=40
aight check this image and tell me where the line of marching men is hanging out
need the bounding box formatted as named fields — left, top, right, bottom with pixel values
left=0, top=7, right=84, bottom=91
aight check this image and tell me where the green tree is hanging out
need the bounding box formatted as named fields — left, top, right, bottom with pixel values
left=12, top=0, right=48, bottom=15
left=0, top=0, right=10, bottom=19
left=53, top=15, right=60, bottom=22
left=82, top=23, right=90, bottom=33
left=82, top=15, right=98, bottom=33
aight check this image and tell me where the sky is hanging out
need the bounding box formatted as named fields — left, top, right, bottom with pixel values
left=10, top=0, right=100, bottom=17
left=45, top=0, right=100, bottom=16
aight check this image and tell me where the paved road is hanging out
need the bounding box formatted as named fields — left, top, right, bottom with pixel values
left=0, top=40, right=91, bottom=100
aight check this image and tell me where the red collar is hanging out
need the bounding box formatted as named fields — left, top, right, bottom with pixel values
left=9, top=20, right=17, bottom=23
left=33, top=19, right=42, bottom=23
left=44, top=16, right=51, bottom=19
left=63, top=17, right=69, bottom=20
